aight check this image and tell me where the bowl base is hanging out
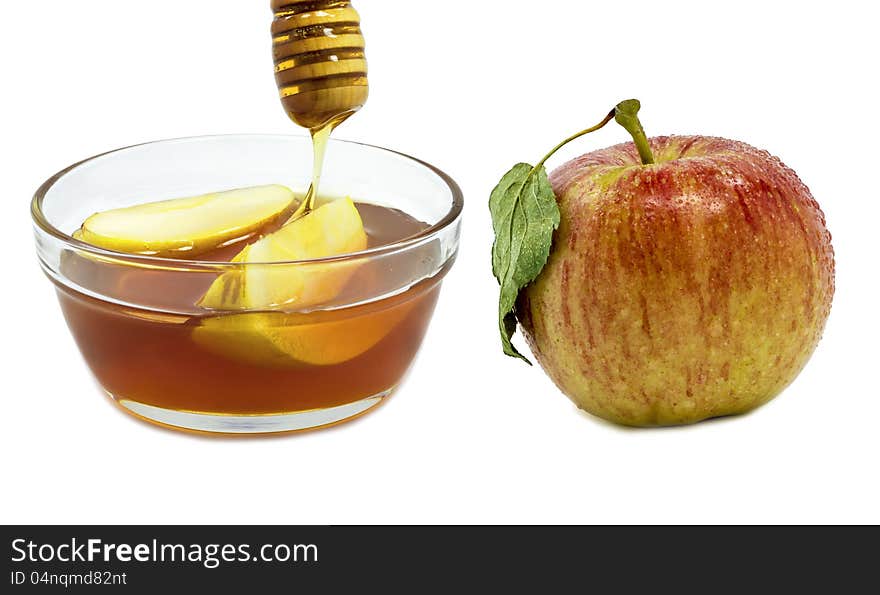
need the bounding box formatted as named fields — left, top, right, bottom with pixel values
left=112, top=390, right=390, bottom=435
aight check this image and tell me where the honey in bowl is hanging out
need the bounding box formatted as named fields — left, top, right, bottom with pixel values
left=56, top=190, right=450, bottom=433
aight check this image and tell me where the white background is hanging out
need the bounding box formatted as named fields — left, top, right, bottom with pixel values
left=2, top=1, right=878, bottom=524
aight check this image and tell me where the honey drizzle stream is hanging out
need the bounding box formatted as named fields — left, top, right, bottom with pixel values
left=287, top=118, right=337, bottom=223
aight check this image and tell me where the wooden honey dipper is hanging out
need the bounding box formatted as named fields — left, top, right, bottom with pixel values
left=271, top=0, right=368, bottom=131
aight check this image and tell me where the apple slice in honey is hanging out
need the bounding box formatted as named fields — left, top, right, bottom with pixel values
left=78, top=184, right=295, bottom=257
left=197, top=196, right=367, bottom=310
left=194, top=197, right=415, bottom=366
left=193, top=299, right=416, bottom=367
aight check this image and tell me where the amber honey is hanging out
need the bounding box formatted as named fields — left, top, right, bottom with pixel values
left=55, top=202, right=445, bottom=420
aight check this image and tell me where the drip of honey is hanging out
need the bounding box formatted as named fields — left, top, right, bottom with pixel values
left=271, top=0, right=368, bottom=219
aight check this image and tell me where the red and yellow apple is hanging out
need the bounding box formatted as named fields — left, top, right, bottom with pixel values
left=517, top=135, right=834, bottom=426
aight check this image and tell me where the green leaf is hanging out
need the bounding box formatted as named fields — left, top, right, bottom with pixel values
left=487, top=100, right=649, bottom=364
left=489, top=163, right=560, bottom=363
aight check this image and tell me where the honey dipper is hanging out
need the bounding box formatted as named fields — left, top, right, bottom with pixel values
left=271, top=0, right=369, bottom=131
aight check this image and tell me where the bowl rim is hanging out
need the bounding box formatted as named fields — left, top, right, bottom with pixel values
left=31, top=133, right=463, bottom=267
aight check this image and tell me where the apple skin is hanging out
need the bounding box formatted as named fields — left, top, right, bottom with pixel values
left=517, top=136, right=834, bottom=426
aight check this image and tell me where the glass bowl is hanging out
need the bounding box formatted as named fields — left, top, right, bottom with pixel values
left=32, top=135, right=462, bottom=435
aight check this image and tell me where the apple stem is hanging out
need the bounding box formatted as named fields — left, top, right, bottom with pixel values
left=533, top=99, right=655, bottom=175
left=613, top=99, right=655, bottom=165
